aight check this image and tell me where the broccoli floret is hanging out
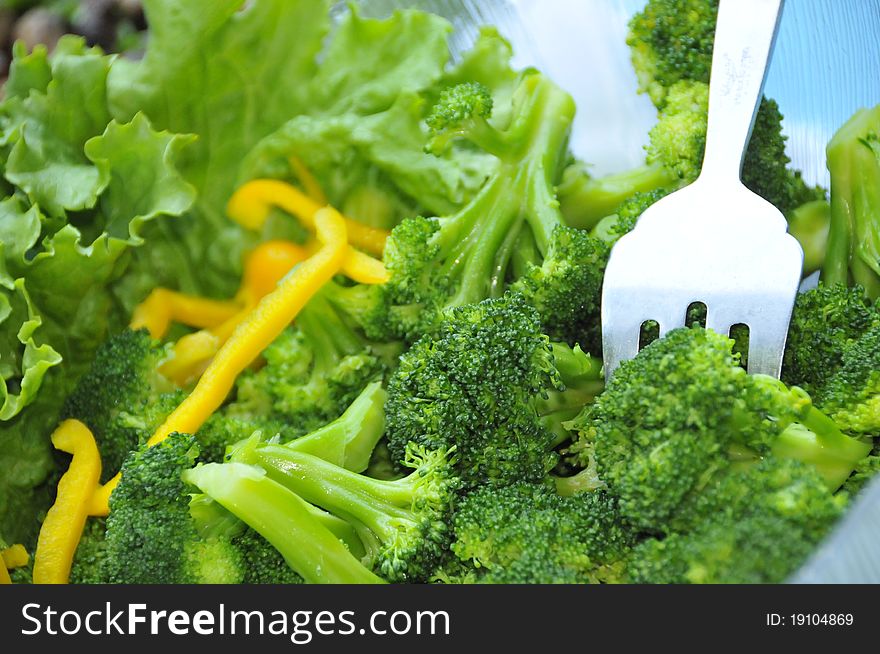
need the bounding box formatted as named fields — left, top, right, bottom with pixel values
left=61, top=329, right=178, bottom=481
left=510, top=226, right=609, bottom=352
left=841, top=450, right=880, bottom=497
left=452, top=482, right=631, bottom=583
left=102, top=433, right=242, bottom=584
left=567, top=327, right=869, bottom=532
left=103, top=430, right=376, bottom=584
left=357, top=74, right=608, bottom=348
left=782, top=283, right=880, bottom=393
left=815, top=324, right=880, bottom=435
left=425, top=81, right=496, bottom=154
left=69, top=517, right=108, bottom=585
left=229, top=290, right=386, bottom=437
left=233, top=441, right=457, bottom=583
left=623, top=0, right=824, bottom=218
left=627, top=0, right=717, bottom=107
left=822, top=105, right=880, bottom=299
left=386, top=293, right=603, bottom=487
left=568, top=328, right=747, bottom=531
left=645, top=80, right=708, bottom=183
left=628, top=458, right=846, bottom=583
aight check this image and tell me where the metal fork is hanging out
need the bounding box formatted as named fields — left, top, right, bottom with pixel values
left=601, top=0, right=803, bottom=380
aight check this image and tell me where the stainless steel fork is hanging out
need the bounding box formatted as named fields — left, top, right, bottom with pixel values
left=601, top=0, right=803, bottom=380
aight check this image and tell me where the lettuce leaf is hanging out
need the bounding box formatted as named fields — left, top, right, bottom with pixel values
left=106, top=0, right=331, bottom=297
left=0, top=39, right=196, bottom=544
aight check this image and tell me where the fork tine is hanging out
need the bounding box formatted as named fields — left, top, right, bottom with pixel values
left=600, top=292, right=643, bottom=380
left=704, top=307, right=733, bottom=339
left=746, top=323, right=789, bottom=377
left=656, top=305, right=688, bottom=337
left=601, top=326, right=640, bottom=381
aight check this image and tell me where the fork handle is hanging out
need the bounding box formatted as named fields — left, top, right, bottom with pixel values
left=700, top=0, right=784, bottom=183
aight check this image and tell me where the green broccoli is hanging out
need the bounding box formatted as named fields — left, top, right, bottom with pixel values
left=185, top=461, right=383, bottom=584
left=101, top=431, right=376, bottom=584
left=822, top=104, right=880, bottom=299
left=339, top=73, right=608, bottom=350
left=627, top=0, right=717, bottom=107
left=102, top=432, right=241, bottom=584
left=452, top=482, right=632, bottom=583
left=815, top=324, right=880, bottom=436
left=385, top=293, right=603, bottom=487
left=782, top=283, right=880, bottom=394
left=787, top=199, right=831, bottom=276
left=61, top=329, right=179, bottom=481
left=567, top=327, right=869, bottom=532
left=228, top=290, right=388, bottom=437
left=628, top=458, right=846, bottom=583
left=233, top=441, right=458, bottom=583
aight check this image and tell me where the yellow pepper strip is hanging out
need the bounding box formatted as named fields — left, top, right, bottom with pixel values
left=289, top=155, right=327, bottom=205
left=130, top=288, right=242, bottom=340
left=159, top=330, right=221, bottom=387
left=2, top=544, right=29, bottom=569
left=90, top=208, right=349, bottom=516
left=0, top=544, right=26, bottom=584
left=33, top=420, right=102, bottom=584
left=227, top=179, right=389, bottom=257
left=157, top=241, right=312, bottom=387
left=241, top=240, right=311, bottom=301
left=343, top=248, right=390, bottom=284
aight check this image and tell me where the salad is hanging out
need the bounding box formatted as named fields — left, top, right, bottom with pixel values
left=0, top=0, right=878, bottom=585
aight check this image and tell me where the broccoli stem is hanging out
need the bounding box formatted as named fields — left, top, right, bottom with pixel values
left=511, top=228, right=541, bottom=280
left=538, top=344, right=605, bottom=418
left=285, top=381, right=386, bottom=473
left=445, top=179, right=522, bottom=308
left=558, top=163, right=677, bottom=231
left=772, top=414, right=872, bottom=490
left=297, top=292, right=364, bottom=359
left=822, top=106, right=880, bottom=299
left=464, top=115, right=513, bottom=159
left=184, top=463, right=384, bottom=584
left=787, top=199, right=830, bottom=276
left=248, top=447, right=419, bottom=527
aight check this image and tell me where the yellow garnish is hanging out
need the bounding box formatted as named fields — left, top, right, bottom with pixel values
left=151, top=207, right=347, bottom=442
left=90, top=207, right=349, bottom=516
left=2, top=544, right=29, bottom=569
left=0, top=544, right=27, bottom=584
left=130, top=289, right=242, bottom=340
left=289, top=155, right=327, bottom=205
left=130, top=240, right=311, bottom=387
left=227, top=179, right=390, bottom=257
left=33, top=420, right=102, bottom=584
left=241, top=240, right=310, bottom=301
left=159, top=330, right=222, bottom=386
